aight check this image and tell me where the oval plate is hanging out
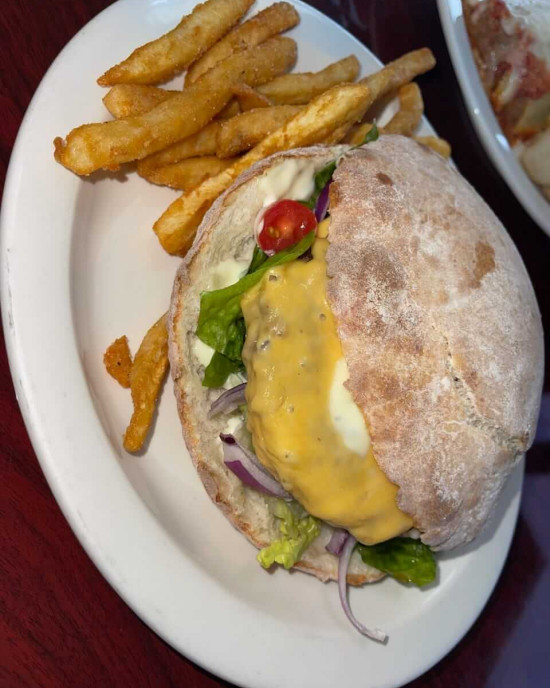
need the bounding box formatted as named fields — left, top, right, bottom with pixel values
left=1, top=1, right=522, bottom=687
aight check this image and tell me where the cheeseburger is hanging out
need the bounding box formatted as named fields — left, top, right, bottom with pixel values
left=169, top=135, right=543, bottom=640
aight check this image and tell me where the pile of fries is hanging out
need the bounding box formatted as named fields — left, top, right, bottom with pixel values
left=57, top=0, right=450, bottom=452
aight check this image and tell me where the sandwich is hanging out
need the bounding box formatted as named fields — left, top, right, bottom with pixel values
left=168, top=134, right=544, bottom=640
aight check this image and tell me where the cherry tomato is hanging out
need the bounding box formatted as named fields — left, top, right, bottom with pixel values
left=258, top=200, right=317, bottom=253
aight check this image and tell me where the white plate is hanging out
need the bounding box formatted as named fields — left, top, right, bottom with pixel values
left=437, top=0, right=550, bottom=236
left=1, top=1, right=522, bottom=687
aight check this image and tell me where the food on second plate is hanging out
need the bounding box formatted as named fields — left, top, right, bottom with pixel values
left=462, top=0, right=550, bottom=198
left=167, top=134, right=544, bottom=639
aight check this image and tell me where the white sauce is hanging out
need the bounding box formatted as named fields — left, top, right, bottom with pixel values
left=223, top=416, right=243, bottom=436
left=207, top=258, right=250, bottom=290
left=257, top=158, right=316, bottom=208
left=329, top=358, right=370, bottom=457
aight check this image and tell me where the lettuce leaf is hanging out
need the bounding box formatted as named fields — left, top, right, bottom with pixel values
left=247, top=245, right=268, bottom=274
left=356, top=537, right=436, bottom=587
left=257, top=500, right=321, bottom=570
left=361, top=121, right=379, bottom=144
left=202, top=351, right=244, bottom=388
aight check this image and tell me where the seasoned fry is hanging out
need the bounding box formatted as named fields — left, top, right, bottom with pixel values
left=143, top=156, right=236, bottom=190
left=217, top=105, right=302, bottom=157
left=98, top=0, right=254, bottom=86
left=154, top=83, right=371, bottom=255
left=415, top=136, right=452, bottom=158
left=103, top=84, right=178, bottom=118
left=359, top=48, right=435, bottom=105
left=104, top=336, right=133, bottom=388
left=215, top=100, right=242, bottom=120
left=185, top=2, right=300, bottom=85
left=257, top=55, right=360, bottom=104
left=54, top=37, right=297, bottom=175
left=123, top=314, right=169, bottom=453
left=344, top=122, right=376, bottom=146
left=137, top=122, right=222, bottom=177
left=232, top=83, right=273, bottom=112
left=383, top=83, right=424, bottom=136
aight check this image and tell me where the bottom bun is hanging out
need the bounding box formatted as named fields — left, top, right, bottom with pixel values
left=169, top=145, right=383, bottom=585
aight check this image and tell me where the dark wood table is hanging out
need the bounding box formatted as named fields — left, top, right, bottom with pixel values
left=1, top=1, right=549, bottom=686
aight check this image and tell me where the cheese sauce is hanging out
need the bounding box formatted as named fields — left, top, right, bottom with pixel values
left=241, top=237, right=413, bottom=545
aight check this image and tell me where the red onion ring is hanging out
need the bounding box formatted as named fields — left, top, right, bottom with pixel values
left=314, top=182, right=330, bottom=222
left=338, top=535, right=387, bottom=642
left=220, top=434, right=292, bottom=500
left=326, top=528, right=349, bottom=556
left=208, top=383, right=246, bottom=418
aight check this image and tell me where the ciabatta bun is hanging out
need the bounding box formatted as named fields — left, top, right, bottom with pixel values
left=169, top=137, right=543, bottom=584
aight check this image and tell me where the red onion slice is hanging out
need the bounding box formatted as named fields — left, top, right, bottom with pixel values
left=314, top=182, right=330, bottom=222
left=220, top=434, right=292, bottom=500
left=338, top=535, right=387, bottom=642
left=326, top=528, right=349, bottom=556
left=208, top=383, right=246, bottom=418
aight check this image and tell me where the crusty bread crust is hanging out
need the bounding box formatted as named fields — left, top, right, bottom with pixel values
left=169, top=136, right=544, bottom=582
left=327, top=136, right=544, bottom=550
left=169, top=145, right=383, bottom=585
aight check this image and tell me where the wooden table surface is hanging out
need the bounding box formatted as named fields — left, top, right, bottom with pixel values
left=1, top=1, right=549, bottom=687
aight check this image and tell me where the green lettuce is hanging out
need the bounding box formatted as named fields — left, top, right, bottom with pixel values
left=257, top=500, right=321, bottom=570
left=202, top=351, right=244, bottom=388
left=356, top=537, right=436, bottom=587
left=198, top=231, right=315, bottom=387
left=246, top=245, right=268, bottom=274
left=361, top=121, right=379, bottom=144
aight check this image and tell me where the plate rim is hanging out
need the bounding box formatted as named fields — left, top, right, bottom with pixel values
left=1, top=1, right=522, bottom=687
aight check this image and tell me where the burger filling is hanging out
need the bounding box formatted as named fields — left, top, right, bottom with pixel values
left=241, top=229, right=413, bottom=545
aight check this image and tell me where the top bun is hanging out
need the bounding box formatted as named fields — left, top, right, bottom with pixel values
left=327, top=136, right=544, bottom=550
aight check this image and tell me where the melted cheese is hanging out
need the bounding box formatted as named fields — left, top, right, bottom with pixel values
left=241, top=237, right=413, bottom=545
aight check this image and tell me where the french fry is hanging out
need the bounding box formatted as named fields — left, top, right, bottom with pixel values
left=103, top=84, right=179, bottom=118
left=98, top=0, right=254, bottom=86
left=383, top=82, right=424, bottom=136
left=257, top=55, right=360, bottom=104
left=216, top=105, right=302, bottom=157
left=185, top=2, right=300, bottom=85
left=142, top=156, right=236, bottom=190
left=104, top=336, right=133, bottom=388
left=344, top=122, right=375, bottom=146
left=154, top=83, right=371, bottom=255
left=215, top=100, right=242, bottom=120
left=123, top=314, right=169, bottom=453
left=137, top=122, right=222, bottom=177
left=103, top=83, right=270, bottom=122
left=415, top=136, right=452, bottom=158
left=232, top=83, right=273, bottom=112
left=54, top=37, right=297, bottom=175
left=359, top=48, right=435, bottom=105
